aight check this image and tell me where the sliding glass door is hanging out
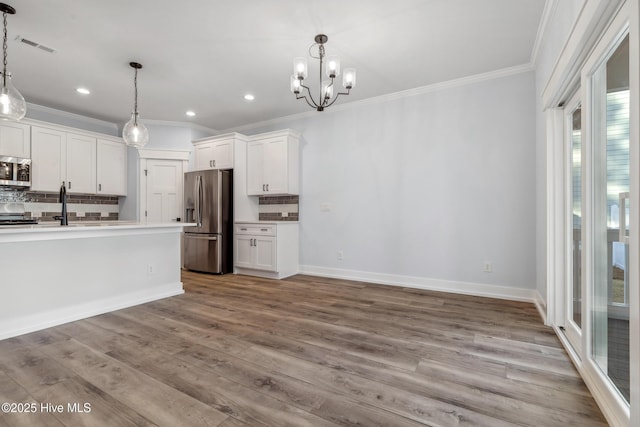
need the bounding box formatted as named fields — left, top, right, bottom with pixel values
left=553, top=1, right=638, bottom=423
left=589, top=32, right=631, bottom=403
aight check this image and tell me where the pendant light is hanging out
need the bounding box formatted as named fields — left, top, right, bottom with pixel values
left=0, top=3, right=26, bottom=121
left=122, top=62, right=149, bottom=148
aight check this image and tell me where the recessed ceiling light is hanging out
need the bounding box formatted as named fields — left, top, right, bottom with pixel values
left=244, top=94, right=255, bottom=101
left=186, top=110, right=196, bottom=117
left=76, top=87, right=90, bottom=95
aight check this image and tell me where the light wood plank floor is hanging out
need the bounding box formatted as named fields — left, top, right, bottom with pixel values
left=0, top=271, right=607, bottom=426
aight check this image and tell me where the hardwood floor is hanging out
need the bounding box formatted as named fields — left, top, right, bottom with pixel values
left=0, top=271, right=607, bottom=426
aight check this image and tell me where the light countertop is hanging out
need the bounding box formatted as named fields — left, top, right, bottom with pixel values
left=0, top=221, right=195, bottom=242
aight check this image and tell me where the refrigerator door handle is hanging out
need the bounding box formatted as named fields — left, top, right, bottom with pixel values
left=194, top=175, right=200, bottom=227
left=198, top=174, right=204, bottom=227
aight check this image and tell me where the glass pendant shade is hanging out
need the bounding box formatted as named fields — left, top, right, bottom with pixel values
left=293, top=57, right=308, bottom=79
left=325, top=55, right=340, bottom=78
left=322, top=80, right=333, bottom=100
left=343, top=68, right=356, bottom=89
left=122, top=112, right=149, bottom=148
left=0, top=72, right=26, bottom=120
left=290, top=75, right=301, bottom=94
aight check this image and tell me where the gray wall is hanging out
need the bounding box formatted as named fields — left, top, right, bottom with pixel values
left=235, top=70, right=538, bottom=291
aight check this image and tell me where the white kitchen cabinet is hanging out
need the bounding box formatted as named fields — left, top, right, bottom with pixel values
left=66, top=132, right=96, bottom=194
left=31, top=125, right=125, bottom=195
left=97, top=139, right=126, bottom=195
left=234, top=222, right=298, bottom=279
left=31, top=126, right=66, bottom=192
left=0, top=122, right=30, bottom=158
left=32, top=127, right=96, bottom=194
left=246, top=129, right=299, bottom=196
left=193, top=134, right=235, bottom=170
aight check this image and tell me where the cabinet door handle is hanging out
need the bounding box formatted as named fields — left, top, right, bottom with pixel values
left=266, top=184, right=269, bottom=192
left=261, top=228, right=268, bottom=232
left=262, top=184, right=265, bottom=191
left=98, top=183, right=102, bottom=191
left=240, top=227, right=247, bottom=231
left=213, top=159, right=216, bottom=167
left=68, top=181, right=71, bottom=190
left=209, top=160, right=212, bottom=167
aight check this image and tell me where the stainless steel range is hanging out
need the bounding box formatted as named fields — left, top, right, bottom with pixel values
left=0, top=202, right=38, bottom=225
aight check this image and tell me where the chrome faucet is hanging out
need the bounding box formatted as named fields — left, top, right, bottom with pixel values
left=54, top=181, right=68, bottom=226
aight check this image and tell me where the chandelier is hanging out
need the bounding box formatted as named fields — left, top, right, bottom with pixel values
left=122, top=61, right=149, bottom=148
left=290, top=34, right=356, bottom=111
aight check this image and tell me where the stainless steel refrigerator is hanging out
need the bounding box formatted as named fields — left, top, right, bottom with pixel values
left=183, top=169, right=233, bottom=274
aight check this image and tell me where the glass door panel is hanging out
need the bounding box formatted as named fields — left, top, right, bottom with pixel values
left=565, top=90, right=583, bottom=352
left=591, top=33, right=630, bottom=403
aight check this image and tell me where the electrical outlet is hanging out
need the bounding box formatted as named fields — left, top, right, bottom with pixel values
left=337, top=251, right=344, bottom=261
left=483, top=262, right=492, bottom=273
left=281, top=211, right=289, bottom=218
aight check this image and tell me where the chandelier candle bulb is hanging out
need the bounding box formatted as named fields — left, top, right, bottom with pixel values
left=326, top=55, right=340, bottom=78
left=293, top=57, right=308, bottom=79
left=290, top=75, right=301, bottom=94
left=343, top=68, right=356, bottom=89
left=323, top=81, right=333, bottom=100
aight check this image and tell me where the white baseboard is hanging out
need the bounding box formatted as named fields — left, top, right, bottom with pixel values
left=0, top=282, right=184, bottom=340
left=299, top=265, right=536, bottom=303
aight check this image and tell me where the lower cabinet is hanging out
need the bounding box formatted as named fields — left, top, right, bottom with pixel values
left=234, top=222, right=298, bottom=279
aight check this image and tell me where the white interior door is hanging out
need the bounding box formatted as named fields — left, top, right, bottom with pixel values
left=144, top=159, right=183, bottom=223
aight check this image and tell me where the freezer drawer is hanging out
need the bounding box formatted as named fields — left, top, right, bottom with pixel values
left=183, top=233, right=223, bottom=274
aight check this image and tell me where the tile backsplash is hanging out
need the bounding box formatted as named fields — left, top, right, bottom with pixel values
left=0, top=187, right=119, bottom=222
left=258, top=195, right=299, bottom=221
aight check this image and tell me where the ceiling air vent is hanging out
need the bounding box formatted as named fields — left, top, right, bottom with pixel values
left=15, top=36, right=55, bottom=53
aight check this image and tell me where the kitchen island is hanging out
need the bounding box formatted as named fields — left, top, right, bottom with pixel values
left=0, top=222, right=190, bottom=340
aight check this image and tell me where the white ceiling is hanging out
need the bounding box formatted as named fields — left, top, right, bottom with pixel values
left=7, top=0, right=546, bottom=131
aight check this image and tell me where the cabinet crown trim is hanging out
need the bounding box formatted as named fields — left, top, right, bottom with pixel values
left=192, top=132, right=249, bottom=145
left=138, top=148, right=191, bottom=160
left=248, top=129, right=300, bottom=141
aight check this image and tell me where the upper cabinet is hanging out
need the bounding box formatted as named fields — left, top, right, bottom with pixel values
left=30, top=124, right=126, bottom=196
left=193, top=134, right=235, bottom=170
left=97, top=139, right=126, bottom=196
left=31, top=127, right=96, bottom=194
left=0, top=122, right=30, bottom=158
left=247, top=129, right=300, bottom=196
left=66, top=132, right=97, bottom=194
left=31, top=126, right=67, bottom=193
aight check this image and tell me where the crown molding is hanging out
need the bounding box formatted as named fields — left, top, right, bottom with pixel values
left=530, top=0, right=558, bottom=66
left=141, top=119, right=218, bottom=136
left=226, top=63, right=534, bottom=133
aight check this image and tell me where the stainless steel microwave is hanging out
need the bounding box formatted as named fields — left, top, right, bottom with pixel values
left=0, top=156, right=31, bottom=187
